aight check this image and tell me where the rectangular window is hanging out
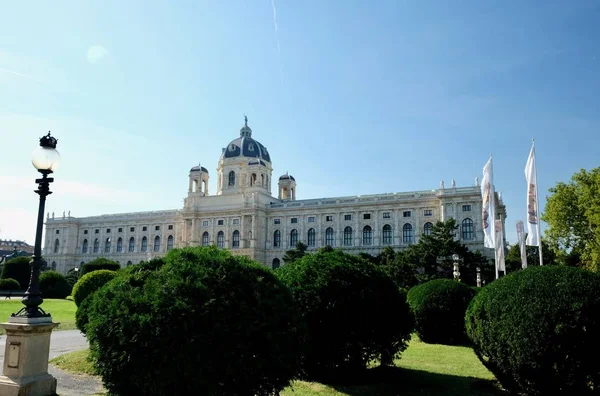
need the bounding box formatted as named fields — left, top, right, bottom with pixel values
left=84, top=230, right=88, bottom=235
left=307, top=217, right=315, bottom=223
left=383, top=212, right=391, bottom=219
left=55, top=230, right=60, bottom=234
left=233, top=219, right=240, bottom=225
left=291, top=218, right=298, bottom=224
left=168, top=225, right=173, bottom=230
left=106, top=228, right=111, bottom=233
left=363, top=214, right=371, bottom=220
left=217, top=220, right=224, bottom=226
left=142, top=226, right=147, bottom=231
left=155, top=225, right=160, bottom=231
left=403, top=211, right=411, bottom=218
left=326, top=215, right=333, bottom=222
left=202, top=220, right=209, bottom=227
left=130, top=227, right=135, bottom=232
left=118, top=228, right=123, bottom=232
left=424, top=210, right=432, bottom=217
left=95, top=229, right=99, bottom=234
left=462, top=205, right=472, bottom=212
left=344, top=214, right=352, bottom=221
left=274, top=219, right=281, bottom=225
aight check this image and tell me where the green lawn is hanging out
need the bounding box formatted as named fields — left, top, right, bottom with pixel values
left=0, top=298, right=77, bottom=334
left=51, top=338, right=502, bottom=396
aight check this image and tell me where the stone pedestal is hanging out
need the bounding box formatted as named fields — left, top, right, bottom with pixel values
left=0, top=317, right=58, bottom=396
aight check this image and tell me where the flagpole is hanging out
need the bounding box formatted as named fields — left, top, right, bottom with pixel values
left=533, top=139, right=544, bottom=266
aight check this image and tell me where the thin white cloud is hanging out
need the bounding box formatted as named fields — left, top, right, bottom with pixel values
left=87, top=45, right=109, bottom=64
left=0, top=67, right=44, bottom=84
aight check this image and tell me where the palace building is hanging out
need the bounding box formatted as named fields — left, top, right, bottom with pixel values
left=43, top=117, right=506, bottom=274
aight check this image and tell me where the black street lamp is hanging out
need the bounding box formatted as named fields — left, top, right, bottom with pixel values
left=12, top=132, right=61, bottom=318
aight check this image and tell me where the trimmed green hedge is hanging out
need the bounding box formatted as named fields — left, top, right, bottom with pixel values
left=276, top=249, right=413, bottom=381
left=39, top=271, right=72, bottom=299
left=72, top=270, right=118, bottom=306
left=85, top=246, right=301, bottom=396
left=81, top=258, right=120, bottom=275
left=0, top=278, right=21, bottom=290
left=407, top=279, right=477, bottom=345
left=466, top=265, right=600, bottom=395
left=1, top=256, right=31, bottom=289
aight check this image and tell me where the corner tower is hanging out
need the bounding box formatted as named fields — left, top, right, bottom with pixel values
left=217, top=116, right=273, bottom=195
left=278, top=173, right=296, bottom=200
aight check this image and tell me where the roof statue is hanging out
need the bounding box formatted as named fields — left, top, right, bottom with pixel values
left=440, top=180, right=445, bottom=189
left=451, top=179, right=456, bottom=188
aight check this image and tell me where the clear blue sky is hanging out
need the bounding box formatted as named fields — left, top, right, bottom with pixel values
left=1, top=1, right=598, bottom=245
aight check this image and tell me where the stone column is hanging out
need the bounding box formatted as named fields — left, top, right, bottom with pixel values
left=0, top=319, right=59, bottom=396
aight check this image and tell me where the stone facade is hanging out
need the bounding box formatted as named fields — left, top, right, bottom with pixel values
left=43, top=118, right=505, bottom=274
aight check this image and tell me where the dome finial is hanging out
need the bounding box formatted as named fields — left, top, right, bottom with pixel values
left=244, top=114, right=248, bottom=126
left=240, top=114, right=252, bottom=137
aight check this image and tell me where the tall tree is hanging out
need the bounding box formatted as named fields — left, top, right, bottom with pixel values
left=542, top=167, right=600, bottom=271
left=282, top=241, right=308, bottom=264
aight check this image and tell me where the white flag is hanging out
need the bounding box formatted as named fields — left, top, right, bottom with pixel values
left=516, top=220, right=527, bottom=269
left=481, top=155, right=496, bottom=249
left=524, top=144, right=540, bottom=246
left=495, top=219, right=506, bottom=272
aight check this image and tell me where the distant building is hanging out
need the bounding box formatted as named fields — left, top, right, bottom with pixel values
left=0, top=239, right=34, bottom=257
left=44, top=117, right=506, bottom=274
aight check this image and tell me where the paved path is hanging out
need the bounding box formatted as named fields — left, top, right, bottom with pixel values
left=0, top=330, right=105, bottom=395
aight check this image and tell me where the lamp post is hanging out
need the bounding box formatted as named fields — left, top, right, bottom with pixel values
left=0, top=132, right=61, bottom=395
left=452, top=253, right=460, bottom=281
left=476, top=267, right=482, bottom=287
left=12, top=132, right=61, bottom=319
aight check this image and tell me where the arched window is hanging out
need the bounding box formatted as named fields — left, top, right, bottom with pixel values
left=272, top=258, right=280, bottom=269
left=51, top=262, right=56, bottom=271
left=104, top=238, right=111, bottom=253
left=250, top=173, right=257, bottom=186
left=141, top=236, right=148, bottom=252
left=82, top=239, right=88, bottom=254
left=228, top=170, right=235, bottom=186
left=248, top=230, right=253, bottom=240
left=232, top=230, right=240, bottom=248
left=93, top=238, right=99, bottom=253
left=325, top=227, right=334, bottom=246
left=167, top=235, right=174, bottom=251
left=424, top=222, right=433, bottom=236
left=343, top=226, right=353, bottom=246
left=129, top=237, right=135, bottom=252
left=290, top=229, right=298, bottom=246
left=54, top=239, right=60, bottom=253
left=307, top=228, right=316, bottom=247
left=462, top=218, right=474, bottom=240
left=403, top=224, right=413, bottom=244
left=154, top=236, right=161, bottom=252
left=217, top=231, right=224, bottom=248
left=274, top=230, right=281, bottom=247
left=261, top=174, right=265, bottom=187
left=362, top=226, right=372, bottom=245
left=116, top=237, right=123, bottom=253
left=382, top=224, right=393, bottom=245
left=127, top=260, right=132, bottom=267
left=202, top=180, right=207, bottom=194
left=202, top=232, right=209, bottom=246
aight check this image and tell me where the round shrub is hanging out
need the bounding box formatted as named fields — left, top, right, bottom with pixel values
left=407, top=279, right=476, bottom=345
left=276, top=249, right=413, bottom=381
left=1, top=256, right=31, bottom=289
left=0, top=278, right=21, bottom=290
left=466, top=266, right=600, bottom=395
left=85, top=246, right=301, bottom=396
left=72, top=270, right=117, bottom=306
left=81, top=258, right=120, bottom=276
left=75, top=293, right=95, bottom=334
left=39, top=271, right=72, bottom=299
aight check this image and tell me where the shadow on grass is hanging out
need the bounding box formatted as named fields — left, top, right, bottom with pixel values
left=323, top=366, right=505, bottom=396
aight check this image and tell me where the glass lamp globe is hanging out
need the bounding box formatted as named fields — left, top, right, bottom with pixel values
left=31, top=144, right=61, bottom=172
left=452, top=253, right=460, bottom=261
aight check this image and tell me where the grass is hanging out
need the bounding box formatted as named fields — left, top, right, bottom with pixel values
left=51, top=338, right=502, bottom=396
left=0, top=298, right=77, bottom=334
